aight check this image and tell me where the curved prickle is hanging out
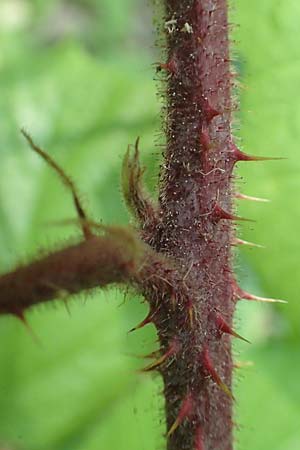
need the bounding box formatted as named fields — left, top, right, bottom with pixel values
left=167, top=393, right=193, bottom=437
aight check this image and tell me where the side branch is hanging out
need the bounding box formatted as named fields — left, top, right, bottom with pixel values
left=0, top=227, right=148, bottom=315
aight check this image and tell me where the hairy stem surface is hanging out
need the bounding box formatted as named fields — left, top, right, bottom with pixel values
left=146, top=1, right=236, bottom=449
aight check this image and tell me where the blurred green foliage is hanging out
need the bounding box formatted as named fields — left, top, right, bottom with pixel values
left=0, top=1, right=298, bottom=450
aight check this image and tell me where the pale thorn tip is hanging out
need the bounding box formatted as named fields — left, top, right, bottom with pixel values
left=234, top=360, right=254, bottom=369
left=141, top=353, right=168, bottom=372
left=243, top=292, right=287, bottom=304
left=167, top=418, right=181, bottom=437
left=233, top=238, right=265, bottom=249
left=235, top=192, right=270, bottom=203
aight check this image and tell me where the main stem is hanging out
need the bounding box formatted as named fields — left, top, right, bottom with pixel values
left=151, top=1, right=235, bottom=449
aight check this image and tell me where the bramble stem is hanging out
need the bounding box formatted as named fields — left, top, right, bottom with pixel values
left=146, top=1, right=236, bottom=449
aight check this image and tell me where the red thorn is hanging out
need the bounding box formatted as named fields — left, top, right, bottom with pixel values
left=212, top=203, right=254, bottom=222
left=194, top=426, right=204, bottom=450
left=13, top=310, right=41, bottom=346
left=202, top=97, right=221, bottom=122
left=233, top=283, right=287, bottom=304
left=167, top=393, right=193, bottom=436
left=215, top=314, right=250, bottom=343
left=142, top=338, right=180, bottom=372
left=158, top=59, right=178, bottom=75
left=230, top=143, right=284, bottom=163
left=202, top=345, right=234, bottom=400
left=235, top=192, right=270, bottom=203
left=129, top=310, right=154, bottom=332
left=200, top=127, right=210, bottom=151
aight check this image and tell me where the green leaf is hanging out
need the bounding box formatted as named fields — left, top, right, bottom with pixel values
left=232, top=1, right=300, bottom=448
left=235, top=342, right=300, bottom=450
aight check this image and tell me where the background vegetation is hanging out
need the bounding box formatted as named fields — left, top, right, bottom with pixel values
left=0, top=1, right=299, bottom=449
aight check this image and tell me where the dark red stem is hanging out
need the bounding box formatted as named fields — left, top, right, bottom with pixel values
left=145, top=1, right=236, bottom=449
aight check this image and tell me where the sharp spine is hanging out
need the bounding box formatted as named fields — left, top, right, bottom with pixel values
left=129, top=310, right=154, bottom=332
left=213, top=203, right=254, bottom=222
left=167, top=393, right=193, bottom=437
left=142, top=339, right=180, bottom=372
left=215, top=314, right=250, bottom=343
left=234, top=285, right=287, bottom=304
left=13, top=309, right=41, bottom=345
left=232, top=238, right=265, bottom=249
left=230, top=142, right=284, bottom=163
left=202, top=345, right=234, bottom=400
left=235, top=192, right=270, bottom=203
